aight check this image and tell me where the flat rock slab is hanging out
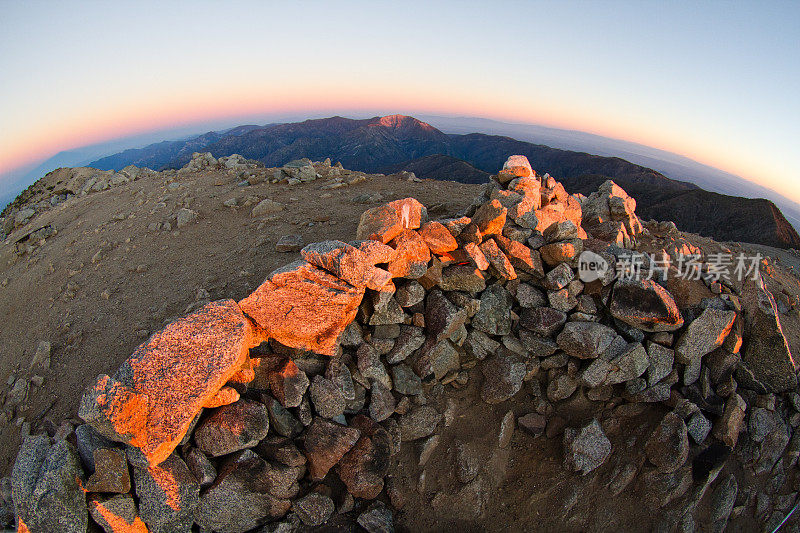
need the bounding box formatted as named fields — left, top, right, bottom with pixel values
left=741, top=276, right=799, bottom=392
left=609, top=278, right=683, bottom=332
left=240, top=261, right=364, bottom=356
left=79, top=299, right=255, bottom=467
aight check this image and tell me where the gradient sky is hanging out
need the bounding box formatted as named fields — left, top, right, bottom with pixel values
left=1, top=1, right=798, bottom=200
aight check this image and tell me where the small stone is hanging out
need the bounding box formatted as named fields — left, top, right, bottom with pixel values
left=195, top=399, right=270, bottom=457
left=369, top=381, right=396, bottom=422
left=547, top=374, right=578, bottom=402
left=603, top=343, right=649, bottom=385
left=303, top=418, right=361, bottom=480
left=338, top=416, right=392, bottom=499
left=480, top=352, right=526, bottom=404
left=520, top=307, right=567, bottom=337
left=687, top=412, right=711, bottom=444
left=518, top=413, right=547, bottom=437
left=498, top=411, right=515, bottom=448
left=391, top=364, right=422, bottom=396
left=556, top=322, right=617, bottom=359
left=88, top=495, right=147, bottom=533
left=85, top=448, right=130, bottom=493
left=357, top=501, right=394, bottom=533
left=214, top=458, right=295, bottom=526
left=275, top=234, right=303, bottom=252
left=713, top=393, right=747, bottom=447
left=293, top=492, right=334, bottom=527
left=646, top=342, right=674, bottom=386
left=395, top=281, right=425, bottom=307
left=252, top=198, right=284, bottom=217
left=455, top=442, right=480, bottom=483
left=563, top=419, right=611, bottom=475
left=645, top=412, right=689, bottom=472
left=472, top=285, right=513, bottom=336
left=543, top=263, right=574, bottom=291
left=132, top=453, right=199, bottom=533
left=175, top=208, right=198, bottom=228
left=309, top=376, right=346, bottom=419
left=185, top=447, right=216, bottom=488
left=398, top=406, right=441, bottom=441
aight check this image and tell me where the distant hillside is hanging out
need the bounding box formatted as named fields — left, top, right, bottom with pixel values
left=87, top=114, right=800, bottom=249
left=381, top=154, right=490, bottom=184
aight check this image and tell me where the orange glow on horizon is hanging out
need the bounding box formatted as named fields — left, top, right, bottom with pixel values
left=0, top=85, right=781, bottom=202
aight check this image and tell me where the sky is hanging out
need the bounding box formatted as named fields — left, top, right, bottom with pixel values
left=1, top=1, right=798, bottom=201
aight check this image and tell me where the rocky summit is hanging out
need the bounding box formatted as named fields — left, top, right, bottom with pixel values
left=2, top=153, right=800, bottom=532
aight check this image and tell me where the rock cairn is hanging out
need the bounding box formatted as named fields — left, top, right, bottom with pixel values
left=5, top=155, right=800, bottom=532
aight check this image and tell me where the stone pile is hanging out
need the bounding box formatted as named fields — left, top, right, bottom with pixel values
left=6, top=155, right=800, bottom=532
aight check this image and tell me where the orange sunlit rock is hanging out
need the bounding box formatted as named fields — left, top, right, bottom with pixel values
left=79, top=300, right=256, bottom=467
left=387, top=198, right=427, bottom=229
left=239, top=261, right=364, bottom=356
left=418, top=221, right=458, bottom=255
left=352, top=239, right=398, bottom=265
left=387, top=229, right=432, bottom=279
left=203, top=386, right=240, bottom=408
left=356, top=204, right=403, bottom=243
left=479, top=239, right=517, bottom=280
left=89, top=497, right=149, bottom=533
left=472, top=199, right=507, bottom=237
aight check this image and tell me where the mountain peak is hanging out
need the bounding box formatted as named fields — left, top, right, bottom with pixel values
left=375, top=114, right=436, bottom=131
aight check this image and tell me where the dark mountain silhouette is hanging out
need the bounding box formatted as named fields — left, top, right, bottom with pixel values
left=380, top=154, right=490, bottom=184
left=89, top=115, right=800, bottom=249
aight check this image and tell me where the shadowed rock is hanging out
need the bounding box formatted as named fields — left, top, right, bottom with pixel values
left=194, top=399, right=270, bottom=457
left=338, top=415, right=392, bottom=498
left=563, top=419, right=611, bottom=475
left=12, top=436, right=86, bottom=533
left=303, top=418, right=361, bottom=480
left=740, top=275, right=799, bottom=392
left=195, top=450, right=291, bottom=532
left=79, top=299, right=256, bottom=467
left=610, top=279, right=683, bottom=332
left=89, top=495, right=148, bottom=533
left=131, top=452, right=199, bottom=533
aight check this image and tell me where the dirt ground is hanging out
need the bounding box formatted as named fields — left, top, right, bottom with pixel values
left=0, top=168, right=479, bottom=475
left=1, top=167, right=797, bottom=531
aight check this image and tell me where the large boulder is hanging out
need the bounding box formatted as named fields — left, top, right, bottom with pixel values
left=674, top=308, right=736, bottom=366
left=79, top=299, right=257, bottom=467
left=581, top=180, right=643, bottom=247
left=740, top=275, right=799, bottom=392
left=239, top=261, right=364, bottom=356
left=12, top=436, right=87, bottom=533
left=609, top=279, right=683, bottom=332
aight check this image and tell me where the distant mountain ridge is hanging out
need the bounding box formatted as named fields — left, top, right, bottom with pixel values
left=87, top=114, right=800, bottom=249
